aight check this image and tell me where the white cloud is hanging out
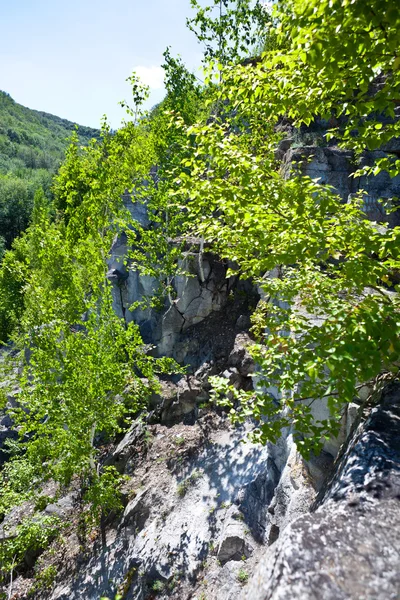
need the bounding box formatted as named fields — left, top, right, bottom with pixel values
left=133, top=65, right=165, bottom=90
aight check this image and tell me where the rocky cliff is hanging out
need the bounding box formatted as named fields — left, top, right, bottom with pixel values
left=1, top=140, right=400, bottom=600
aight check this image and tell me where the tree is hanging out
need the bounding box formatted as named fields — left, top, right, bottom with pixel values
left=0, top=188, right=51, bottom=342
left=119, top=49, right=205, bottom=294
left=0, top=119, right=178, bottom=567
left=187, top=0, right=271, bottom=63
left=174, top=0, right=400, bottom=455
left=0, top=177, right=34, bottom=248
left=1, top=0, right=399, bottom=579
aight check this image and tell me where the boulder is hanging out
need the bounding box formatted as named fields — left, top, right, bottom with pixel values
left=217, top=507, right=254, bottom=564
left=242, top=383, right=400, bottom=600
left=161, top=377, right=205, bottom=424
left=120, top=488, right=150, bottom=535
left=104, top=420, right=145, bottom=472
left=244, top=498, right=400, bottom=600
left=44, top=493, right=77, bottom=520
left=228, top=333, right=255, bottom=377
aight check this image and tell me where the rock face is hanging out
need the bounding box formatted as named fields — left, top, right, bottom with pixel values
left=35, top=377, right=400, bottom=600
left=282, top=141, right=400, bottom=226
left=3, top=136, right=400, bottom=600
left=48, top=423, right=272, bottom=600
left=107, top=197, right=235, bottom=359
left=243, top=383, right=400, bottom=600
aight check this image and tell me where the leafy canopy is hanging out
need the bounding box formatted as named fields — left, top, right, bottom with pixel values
left=173, top=0, right=400, bottom=455
left=0, top=118, right=177, bottom=551
left=0, top=91, right=99, bottom=250
left=187, top=0, right=271, bottom=63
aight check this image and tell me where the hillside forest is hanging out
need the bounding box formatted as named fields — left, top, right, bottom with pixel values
left=0, top=91, right=98, bottom=254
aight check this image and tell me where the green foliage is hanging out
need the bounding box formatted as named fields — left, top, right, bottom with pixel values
left=0, top=515, right=61, bottom=575
left=187, top=0, right=271, bottom=63
left=119, top=49, right=206, bottom=292
left=237, top=568, right=249, bottom=584
left=0, top=91, right=98, bottom=248
left=173, top=435, right=185, bottom=446
left=0, top=110, right=179, bottom=562
left=83, top=467, right=127, bottom=525
left=28, top=565, right=58, bottom=596
left=0, top=24, right=201, bottom=589
left=120, top=72, right=150, bottom=124
left=0, top=187, right=53, bottom=342
left=0, top=0, right=399, bottom=574
left=0, top=175, right=49, bottom=250
left=151, top=579, right=165, bottom=593
left=0, top=91, right=98, bottom=176
left=173, top=0, right=400, bottom=455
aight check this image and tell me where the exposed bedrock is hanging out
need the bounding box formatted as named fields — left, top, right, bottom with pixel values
left=281, top=140, right=400, bottom=226
left=243, top=383, right=400, bottom=600
left=3, top=133, right=400, bottom=600
left=108, top=233, right=236, bottom=360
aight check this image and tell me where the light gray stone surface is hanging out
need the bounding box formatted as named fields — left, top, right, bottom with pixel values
left=49, top=425, right=272, bottom=600
left=217, top=506, right=254, bottom=564
left=282, top=143, right=400, bottom=226
left=107, top=206, right=232, bottom=358
left=242, top=383, right=400, bottom=600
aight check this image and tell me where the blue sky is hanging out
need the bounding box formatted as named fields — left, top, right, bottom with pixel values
left=0, top=0, right=204, bottom=128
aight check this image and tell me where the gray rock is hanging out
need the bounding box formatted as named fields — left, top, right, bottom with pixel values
left=44, top=493, right=77, bottom=519
left=264, top=442, right=316, bottom=546
left=161, top=377, right=204, bottom=424
left=46, top=425, right=271, bottom=600
left=206, top=561, right=248, bottom=600
left=222, top=368, right=242, bottom=389
left=283, top=144, right=400, bottom=226
left=244, top=499, right=400, bottom=600
left=304, top=448, right=335, bottom=491
left=108, top=232, right=231, bottom=360
left=235, top=314, right=251, bottom=331
left=104, top=420, right=145, bottom=472
left=236, top=458, right=280, bottom=543
left=283, top=146, right=355, bottom=200
left=217, top=533, right=252, bottom=564
left=243, top=383, right=400, bottom=600
left=228, top=333, right=255, bottom=377
left=157, top=304, right=185, bottom=356
left=120, top=488, right=150, bottom=534
left=122, top=191, right=150, bottom=229
left=0, top=413, right=12, bottom=428
left=316, top=383, right=400, bottom=507
left=217, top=508, right=254, bottom=564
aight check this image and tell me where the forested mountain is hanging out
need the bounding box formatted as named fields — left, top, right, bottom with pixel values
left=0, top=91, right=98, bottom=174
left=0, top=91, right=98, bottom=253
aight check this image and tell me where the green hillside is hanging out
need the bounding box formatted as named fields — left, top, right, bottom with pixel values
left=0, top=90, right=98, bottom=174
left=0, top=91, right=98, bottom=253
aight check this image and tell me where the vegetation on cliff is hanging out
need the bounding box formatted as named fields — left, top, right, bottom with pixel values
left=0, top=0, right=399, bottom=586
left=179, top=0, right=400, bottom=454
left=0, top=120, right=178, bottom=585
